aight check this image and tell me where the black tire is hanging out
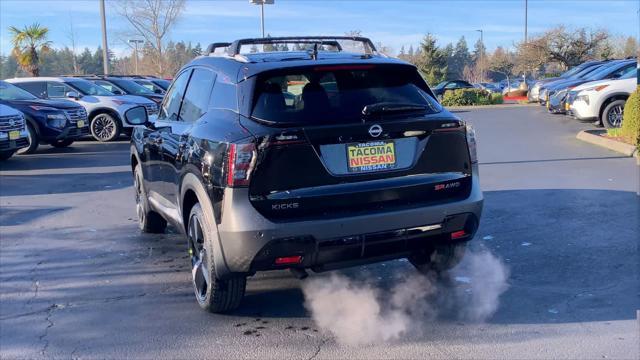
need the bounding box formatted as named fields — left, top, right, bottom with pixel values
left=409, top=242, right=467, bottom=274
left=601, top=100, right=626, bottom=129
left=51, top=139, right=74, bottom=148
left=17, top=122, right=38, bottom=155
left=188, top=203, right=246, bottom=313
left=0, top=151, right=15, bottom=160
left=133, top=165, right=167, bottom=233
left=90, top=113, right=121, bottom=142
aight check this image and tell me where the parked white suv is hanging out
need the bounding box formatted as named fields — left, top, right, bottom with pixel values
left=567, top=67, right=637, bottom=128
left=6, top=77, right=158, bottom=141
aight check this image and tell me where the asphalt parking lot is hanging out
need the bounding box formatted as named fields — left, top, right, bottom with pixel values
left=1, top=105, right=638, bottom=359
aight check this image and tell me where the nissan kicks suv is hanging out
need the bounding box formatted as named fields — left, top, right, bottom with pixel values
left=127, top=37, right=483, bottom=313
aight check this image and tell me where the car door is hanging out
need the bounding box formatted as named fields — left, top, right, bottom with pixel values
left=158, top=67, right=216, bottom=207
left=143, top=69, right=192, bottom=209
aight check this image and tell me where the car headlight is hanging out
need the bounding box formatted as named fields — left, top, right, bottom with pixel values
left=576, top=94, right=590, bottom=105
left=47, top=113, right=67, bottom=128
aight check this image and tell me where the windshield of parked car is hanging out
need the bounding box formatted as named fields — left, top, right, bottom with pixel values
left=110, top=79, right=154, bottom=95
left=152, top=79, right=171, bottom=90
left=561, top=64, right=590, bottom=78
left=0, top=81, right=38, bottom=101
left=572, top=65, right=605, bottom=79
left=67, top=80, right=114, bottom=96
left=433, top=81, right=447, bottom=89
left=251, top=65, right=442, bottom=125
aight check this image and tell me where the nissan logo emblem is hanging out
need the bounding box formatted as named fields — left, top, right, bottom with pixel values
left=368, top=124, right=382, bottom=138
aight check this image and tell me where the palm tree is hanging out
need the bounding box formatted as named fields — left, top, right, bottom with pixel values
left=9, top=23, right=52, bottom=76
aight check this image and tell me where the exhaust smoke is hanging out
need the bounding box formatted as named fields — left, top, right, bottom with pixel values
left=302, top=247, right=509, bottom=346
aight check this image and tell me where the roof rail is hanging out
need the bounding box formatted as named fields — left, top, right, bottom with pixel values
left=223, top=36, right=377, bottom=56
left=205, top=42, right=232, bottom=55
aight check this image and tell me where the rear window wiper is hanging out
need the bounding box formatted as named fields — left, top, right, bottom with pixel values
left=362, top=102, right=428, bottom=117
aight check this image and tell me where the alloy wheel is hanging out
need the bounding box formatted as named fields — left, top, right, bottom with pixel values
left=133, top=173, right=145, bottom=226
left=188, top=215, right=209, bottom=302
left=607, top=105, right=623, bottom=128
left=92, top=115, right=116, bottom=141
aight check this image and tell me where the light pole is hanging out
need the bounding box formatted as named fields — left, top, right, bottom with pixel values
left=250, top=0, right=274, bottom=38
left=476, top=29, right=484, bottom=82
left=128, top=39, right=144, bottom=74
left=99, top=0, right=109, bottom=75
left=523, top=0, right=529, bottom=87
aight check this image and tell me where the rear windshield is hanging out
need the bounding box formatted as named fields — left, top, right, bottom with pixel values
left=251, top=65, right=441, bottom=125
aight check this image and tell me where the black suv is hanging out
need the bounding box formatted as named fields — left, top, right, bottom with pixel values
left=127, top=37, right=483, bottom=313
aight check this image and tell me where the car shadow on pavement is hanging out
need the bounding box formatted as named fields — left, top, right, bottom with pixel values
left=0, top=206, right=71, bottom=226
left=0, top=171, right=132, bottom=196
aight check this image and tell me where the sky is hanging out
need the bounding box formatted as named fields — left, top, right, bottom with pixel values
left=0, top=0, right=638, bottom=57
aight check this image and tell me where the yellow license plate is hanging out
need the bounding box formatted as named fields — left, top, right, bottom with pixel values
left=8, top=130, right=20, bottom=140
left=547, top=101, right=550, bottom=109
left=347, top=141, right=396, bottom=173
left=565, top=103, right=570, bottom=111
left=77, top=120, right=85, bottom=128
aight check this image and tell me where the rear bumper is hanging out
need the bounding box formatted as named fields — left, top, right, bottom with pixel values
left=215, top=170, right=483, bottom=277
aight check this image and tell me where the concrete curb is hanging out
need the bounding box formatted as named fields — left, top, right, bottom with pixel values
left=447, top=103, right=539, bottom=111
left=576, top=130, right=638, bottom=157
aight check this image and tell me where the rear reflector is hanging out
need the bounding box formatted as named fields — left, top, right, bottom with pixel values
left=274, top=255, right=303, bottom=265
left=450, top=230, right=467, bottom=240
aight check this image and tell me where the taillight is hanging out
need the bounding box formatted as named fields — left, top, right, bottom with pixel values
left=466, top=124, right=478, bottom=164
left=226, top=143, right=256, bottom=187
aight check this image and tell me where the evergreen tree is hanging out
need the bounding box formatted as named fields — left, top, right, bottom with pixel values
left=415, top=34, right=448, bottom=86
left=451, top=36, right=471, bottom=79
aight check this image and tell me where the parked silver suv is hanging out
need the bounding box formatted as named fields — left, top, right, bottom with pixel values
left=7, top=77, right=158, bottom=142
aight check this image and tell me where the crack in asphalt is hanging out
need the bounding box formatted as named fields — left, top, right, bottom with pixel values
left=26, top=260, right=44, bottom=307
left=307, top=337, right=328, bottom=360
left=38, top=303, right=60, bottom=356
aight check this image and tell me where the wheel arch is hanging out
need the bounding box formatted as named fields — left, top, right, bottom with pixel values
left=88, top=107, right=122, bottom=123
left=180, top=173, right=232, bottom=278
left=598, top=93, right=629, bottom=121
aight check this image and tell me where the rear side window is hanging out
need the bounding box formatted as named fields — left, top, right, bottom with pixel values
left=159, top=70, right=191, bottom=122
left=180, top=68, right=215, bottom=122
left=15, top=82, right=46, bottom=98
left=47, top=82, right=73, bottom=98
left=251, top=65, right=440, bottom=125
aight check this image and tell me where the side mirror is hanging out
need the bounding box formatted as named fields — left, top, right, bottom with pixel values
left=66, top=91, right=80, bottom=99
left=124, top=106, right=149, bottom=126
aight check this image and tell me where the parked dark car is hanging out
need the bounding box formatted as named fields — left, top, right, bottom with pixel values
left=126, top=36, right=483, bottom=313
left=538, top=61, right=612, bottom=106
left=0, top=104, right=29, bottom=160
left=0, top=80, right=88, bottom=153
left=432, top=80, right=474, bottom=99
left=546, top=60, right=636, bottom=115
left=82, top=76, right=164, bottom=105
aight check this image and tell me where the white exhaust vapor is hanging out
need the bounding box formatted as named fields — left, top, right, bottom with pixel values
left=302, top=247, right=509, bottom=346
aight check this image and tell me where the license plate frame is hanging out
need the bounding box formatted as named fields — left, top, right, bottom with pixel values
left=346, top=140, right=397, bottom=173
left=8, top=130, right=20, bottom=140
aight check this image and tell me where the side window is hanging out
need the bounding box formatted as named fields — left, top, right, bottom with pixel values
left=158, top=70, right=191, bottom=122
left=95, top=80, right=118, bottom=93
left=15, top=82, right=46, bottom=98
left=47, top=82, right=72, bottom=98
left=611, top=64, right=633, bottom=79
left=179, top=68, right=216, bottom=123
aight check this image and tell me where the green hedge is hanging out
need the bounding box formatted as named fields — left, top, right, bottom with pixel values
left=441, top=88, right=503, bottom=106
left=621, top=86, right=639, bottom=148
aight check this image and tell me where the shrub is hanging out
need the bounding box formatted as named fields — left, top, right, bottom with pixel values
left=505, top=89, right=528, bottom=97
left=441, top=88, right=501, bottom=106
left=621, top=86, right=639, bottom=148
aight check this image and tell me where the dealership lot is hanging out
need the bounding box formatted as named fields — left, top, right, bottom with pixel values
left=0, top=106, right=638, bottom=359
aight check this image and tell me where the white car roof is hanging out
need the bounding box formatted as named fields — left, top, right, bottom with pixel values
left=6, top=76, right=82, bottom=83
